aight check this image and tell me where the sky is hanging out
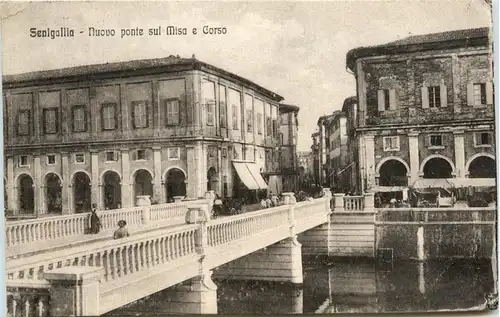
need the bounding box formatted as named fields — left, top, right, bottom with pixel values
left=0, top=0, right=492, bottom=151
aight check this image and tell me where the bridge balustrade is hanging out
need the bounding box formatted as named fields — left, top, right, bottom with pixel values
left=343, top=196, right=364, bottom=211
left=5, top=200, right=207, bottom=247
left=6, top=281, right=50, bottom=317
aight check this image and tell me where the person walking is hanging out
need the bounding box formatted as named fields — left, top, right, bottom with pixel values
left=89, top=203, right=102, bottom=234
left=213, top=194, right=223, bottom=218
left=113, top=220, right=130, bottom=239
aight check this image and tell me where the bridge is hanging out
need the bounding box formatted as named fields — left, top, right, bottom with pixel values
left=6, top=189, right=495, bottom=316
left=6, top=190, right=339, bottom=316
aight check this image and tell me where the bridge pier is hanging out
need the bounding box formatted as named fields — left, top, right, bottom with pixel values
left=214, top=236, right=304, bottom=284
left=161, top=271, right=218, bottom=314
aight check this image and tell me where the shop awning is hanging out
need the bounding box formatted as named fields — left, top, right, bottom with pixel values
left=412, top=178, right=455, bottom=189
left=449, top=178, right=496, bottom=188
left=367, top=186, right=407, bottom=193
left=232, top=162, right=263, bottom=190
left=246, top=163, right=269, bottom=189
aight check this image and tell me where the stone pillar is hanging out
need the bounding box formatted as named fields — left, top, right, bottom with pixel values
left=364, top=135, right=376, bottom=189
left=44, top=266, right=104, bottom=316
left=454, top=130, right=466, bottom=178
left=408, top=132, right=420, bottom=184
left=364, top=192, right=375, bottom=210
left=33, top=155, right=44, bottom=215
left=333, top=193, right=345, bottom=212
left=186, top=145, right=196, bottom=198
left=161, top=272, right=218, bottom=314
left=152, top=146, right=163, bottom=203
left=121, top=149, right=132, bottom=208
left=205, top=190, right=215, bottom=213
left=173, top=196, right=184, bottom=203
left=61, top=152, right=72, bottom=214
left=6, top=156, right=16, bottom=211
left=90, top=150, right=100, bottom=208
left=282, top=192, right=295, bottom=205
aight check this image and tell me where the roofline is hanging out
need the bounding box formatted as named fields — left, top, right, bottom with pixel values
left=3, top=57, right=284, bottom=102
left=346, top=30, right=490, bottom=72
left=342, top=96, right=357, bottom=112
left=279, top=103, right=300, bottom=113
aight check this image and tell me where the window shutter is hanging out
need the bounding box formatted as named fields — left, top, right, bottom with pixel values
left=486, top=81, right=494, bottom=105
left=425, top=135, right=430, bottom=147
left=382, top=137, right=387, bottom=150
left=440, top=84, right=448, bottom=107
left=177, top=100, right=184, bottom=125
left=421, top=86, right=429, bottom=108
left=55, top=110, right=59, bottom=133
left=131, top=104, right=136, bottom=129
left=474, top=132, right=481, bottom=146
left=42, top=109, right=47, bottom=134
left=389, top=89, right=398, bottom=110
left=467, top=83, right=474, bottom=106
left=377, top=90, right=385, bottom=111
left=395, top=136, right=400, bottom=150
left=113, top=151, right=119, bottom=162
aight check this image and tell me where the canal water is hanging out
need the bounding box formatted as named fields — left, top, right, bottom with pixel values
left=107, top=259, right=495, bottom=315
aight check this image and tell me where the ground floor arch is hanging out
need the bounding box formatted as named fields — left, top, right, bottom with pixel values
left=422, top=156, right=454, bottom=179
left=378, top=159, right=409, bottom=186
left=73, top=172, right=91, bottom=213
left=45, top=173, right=62, bottom=214
left=165, top=168, right=186, bottom=202
left=467, top=155, right=496, bottom=178
left=18, top=174, right=34, bottom=213
left=103, top=171, right=122, bottom=210
left=134, top=169, right=153, bottom=204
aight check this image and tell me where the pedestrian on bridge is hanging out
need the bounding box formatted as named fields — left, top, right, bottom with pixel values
left=113, top=220, right=130, bottom=239
left=89, top=203, right=102, bottom=234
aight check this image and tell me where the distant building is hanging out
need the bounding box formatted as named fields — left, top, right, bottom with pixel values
left=341, top=97, right=359, bottom=192
left=346, top=27, right=495, bottom=199
left=3, top=55, right=283, bottom=216
left=316, top=115, right=335, bottom=186
left=275, top=103, right=300, bottom=193
left=311, top=131, right=321, bottom=186
left=325, top=110, right=349, bottom=192
left=298, top=151, right=314, bottom=188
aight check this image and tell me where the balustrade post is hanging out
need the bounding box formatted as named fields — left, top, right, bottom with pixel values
left=173, top=196, right=184, bottom=203
left=282, top=192, right=296, bottom=237
left=333, top=193, right=345, bottom=213
left=363, top=192, right=375, bottom=211
left=322, top=188, right=333, bottom=213
left=205, top=191, right=215, bottom=213
left=44, top=266, right=104, bottom=316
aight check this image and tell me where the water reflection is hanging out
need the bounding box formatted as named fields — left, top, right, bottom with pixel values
left=108, top=259, right=493, bottom=315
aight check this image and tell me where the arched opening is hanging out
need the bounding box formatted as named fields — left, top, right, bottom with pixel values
left=73, top=172, right=91, bottom=213
left=134, top=169, right=153, bottom=203
left=379, top=160, right=408, bottom=186
left=207, top=167, right=218, bottom=192
left=468, top=156, right=496, bottom=178
left=423, top=158, right=453, bottom=179
left=103, top=171, right=121, bottom=210
left=166, top=168, right=186, bottom=202
left=18, top=174, right=34, bottom=214
left=45, top=173, right=62, bottom=214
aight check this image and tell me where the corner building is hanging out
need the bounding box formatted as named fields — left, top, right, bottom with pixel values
left=3, top=55, right=283, bottom=215
left=346, top=27, right=495, bottom=193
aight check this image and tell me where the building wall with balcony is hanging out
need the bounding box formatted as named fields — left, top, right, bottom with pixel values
left=4, top=56, right=284, bottom=216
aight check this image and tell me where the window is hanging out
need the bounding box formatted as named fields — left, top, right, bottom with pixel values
left=428, top=86, right=441, bottom=108
left=101, top=104, right=117, bottom=130
left=168, top=147, right=180, bottom=160
left=475, top=132, right=492, bottom=147
left=105, top=151, right=117, bottom=162
left=222, top=148, right=228, bottom=158
left=136, top=149, right=146, bottom=160
left=43, top=108, right=59, bottom=134
left=430, top=135, right=443, bottom=147
left=378, top=88, right=399, bottom=111
left=246, top=110, right=253, bottom=132
left=19, top=155, right=28, bottom=167
left=72, top=105, right=87, bottom=132
left=232, top=105, right=239, bottom=129
left=383, top=89, right=390, bottom=110
left=383, top=136, right=400, bottom=151
left=279, top=133, right=284, bottom=146
left=219, top=85, right=227, bottom=128
left=165, top=99, right=180, bottom=125
left=257, top=113, right=262, bottom=134
left=47, top=155, right=56, bottom=165
left=480, top=132, right=491, bottom=145
left=17, top=110, right=30, bottom=136
left=207, top=101, right=215, bottom=126
left=272, top=119, right=277, bottom=137
left=473, top=83, right=487, bottom=106
left=266, top=117, right=272, bottom=136
left=132, top=101, right=148, bottom=129
left=75, top=153, right=85, bottom=164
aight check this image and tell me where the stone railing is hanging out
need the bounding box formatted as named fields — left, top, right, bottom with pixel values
left=7, top=282, right=50, bottom=317
left=376, top=207, right=496, bottom=223
left=331, top=192, right=375, bottom=212
left=5, top=200, right=207, bottom=247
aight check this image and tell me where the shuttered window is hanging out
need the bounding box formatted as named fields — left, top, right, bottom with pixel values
left=257, top=113, right=263, bottom=134
left=246, top=110, right=253, bottom=132
left=72, top=105, right=87, bottom=132
left=18, top=110, right=30, bottom=136
left=43, top=108, right=59, bottom=134
left=468, top=81, right=494, bottom=106
left=377, top=89, right=397, bottom=111
left=383, top=136, right=399, bottom=151
left=219, top=85, right=227, bottom=128
left=101, top=104, right=117, bottom=130
left=132, top=101, right=148, bottom=128
left=428, top=86, right=441, bottom=108
left=165, top=99, right=180, bottom=125
left=429, top=135, right=443, bottom=147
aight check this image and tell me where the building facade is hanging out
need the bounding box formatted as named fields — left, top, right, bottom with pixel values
left=3, top=55, right=283, bottom=215
left=297, top=151, right=314, bottom=188
left=346, top=27, right=495, bottom=195
left=326, top=110, right=349, bottom=192
left=276, top=103, right=300, bottom=193
left=341, top=97, right=359, bottom=192
left=310, top=132, right=320, bottom=186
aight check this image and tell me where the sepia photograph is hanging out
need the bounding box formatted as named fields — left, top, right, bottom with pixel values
left=0, top=0, right=498, bottom=316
